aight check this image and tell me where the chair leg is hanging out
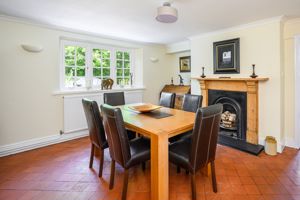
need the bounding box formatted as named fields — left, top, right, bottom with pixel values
left=98, top=149, right=104, bottom=177
left=122, top=169, right=129, bottom=200
left=177, top=165, right=181, bottom=173
left=185, top=169, right=189, bottom=175
left=89, top=144, right=94, bottom=168
left=142, top=162, right=146, bottom=171
left=191, top=173, right=196, bottom=200
left=211, top=161, right=217, bottom=193
left=109, top=160, right=115, bottom=189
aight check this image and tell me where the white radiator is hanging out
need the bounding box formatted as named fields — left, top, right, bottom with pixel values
left=63, top=90, right=143, bottom=134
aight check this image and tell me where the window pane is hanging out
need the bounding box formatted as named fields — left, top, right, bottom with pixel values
left=93, top=49, right=101, bottom=59
left=124, top=78, right=130, bottom=85
left=124, top=52, right=130, bottom=60
left=93, top=68, right=101, bottom=76
left=76, top=67, right=85, bottom=77
left=117, top=60, right=123, bottom=68
left=76, top=47, right=86, bottom=66
left=65, top=57, right=75, bottom=66
left=117, top=78, right=123, bottom=85
left=65, top=77, right=74, bottom=88
left=124, top=69, right=130, bottom=76
left=102, top=59, right=110, bottom=68
left=93, top=58, right=101, bottom=67
left=117, top=69, right=123, bottom=76
left=124, top=61, right=130, bottom=68
left=103, top=68, right=110, bottom=76
left=65, top=46, right=75, bottom=56
left=102, top=50, right=110, bottom=59
left=116, top=51, right=123, bottom=59
left=65, top=67, right=75, bottom=76
left=93, top=77, right=101, bottom=86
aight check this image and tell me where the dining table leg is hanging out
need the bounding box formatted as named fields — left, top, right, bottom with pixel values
left=151, top=132, right=169, bottom=200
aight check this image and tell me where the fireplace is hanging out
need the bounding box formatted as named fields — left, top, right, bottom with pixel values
left=194, top=77, right=269, bottom=155
left=208, top=90, right=247, bottom=141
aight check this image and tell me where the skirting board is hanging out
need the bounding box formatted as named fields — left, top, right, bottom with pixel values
left=0, top=130, right=88, bottom=157
left=285, top=137, right=300, bottom=149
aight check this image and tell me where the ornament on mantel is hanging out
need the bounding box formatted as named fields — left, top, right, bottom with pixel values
left=250, top=64, right=258, bottom=78
left=201, top=67, right=206, bottom=78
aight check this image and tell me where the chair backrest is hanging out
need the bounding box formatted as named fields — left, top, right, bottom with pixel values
left=100, top=104, right=131, bottom=167
left=159, top=92, right=176, bottom=108
left=182, top=94, right=203, bottom=113
left=82, top=98, right=107, bottom=149
left=103, top=92, right=125, bottom=106
left=189, top=104, right=223, bottom=172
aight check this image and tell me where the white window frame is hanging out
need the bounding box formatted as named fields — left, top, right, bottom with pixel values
left=60, top=39, right=135, bottom=90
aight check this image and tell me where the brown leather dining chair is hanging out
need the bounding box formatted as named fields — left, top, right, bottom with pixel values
left=100, top=104, right=150, bottom=200
left=82, top=98, right=108, bottom=177
left=169, top=104, right=223, bottom=200
left=182, top=94, right=203, bottom=113
left=169, top=94, right=203, bottom=144
left=103, top=91, right=136, bottom=140
left=103, top=92, right=125, bottom=106
left=159, top=92, right=176, bottom=108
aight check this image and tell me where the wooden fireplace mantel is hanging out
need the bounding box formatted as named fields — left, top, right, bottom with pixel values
left=193, top=77, right=269, bottom=144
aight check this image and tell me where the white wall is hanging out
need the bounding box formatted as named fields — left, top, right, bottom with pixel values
left=0, top=17, right=172, bottom=147
left=283, top=18, right=300, bottom=148
left=189, top=19, right=284, bottom=150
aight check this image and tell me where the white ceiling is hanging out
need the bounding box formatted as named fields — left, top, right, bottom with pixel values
left=0, top=0, right=299, bottom=44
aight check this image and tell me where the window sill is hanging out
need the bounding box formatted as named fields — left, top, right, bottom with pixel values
left=53, top=86, right=146, bottom=96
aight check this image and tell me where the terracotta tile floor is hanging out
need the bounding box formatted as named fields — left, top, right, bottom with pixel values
left=0, top=137, right=300, bottom=200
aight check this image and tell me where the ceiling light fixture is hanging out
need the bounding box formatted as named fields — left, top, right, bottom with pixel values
left=156, top=2, right=178, bottom=23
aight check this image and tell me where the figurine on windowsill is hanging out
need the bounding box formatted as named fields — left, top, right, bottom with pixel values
left=250, top=64, right=258, bottom=78
left=178, top=74, right=184, bottom=86
left=101, top=78, right=114, bottom=90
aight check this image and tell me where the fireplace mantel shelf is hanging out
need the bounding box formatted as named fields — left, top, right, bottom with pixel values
left=192, top=77, right=269, bottom=81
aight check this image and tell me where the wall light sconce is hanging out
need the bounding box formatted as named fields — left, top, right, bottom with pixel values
left=150, top=57, right=159, bottom=63
left=21, top=44, right=43, bottom=53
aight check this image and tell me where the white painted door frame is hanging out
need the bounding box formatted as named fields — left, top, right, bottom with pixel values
left=295, top=35, right=300, bottom=148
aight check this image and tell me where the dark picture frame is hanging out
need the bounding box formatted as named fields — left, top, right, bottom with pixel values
left=213, top=38, right=240, bottom=74
left=179, top=56, right=191, bottom=72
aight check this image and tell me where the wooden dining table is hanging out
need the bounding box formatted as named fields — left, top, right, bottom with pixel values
left=119, top=104, right=196, bottom=200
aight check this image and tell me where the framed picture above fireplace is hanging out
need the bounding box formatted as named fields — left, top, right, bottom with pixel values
left=213, top=38, right=240, bottom=74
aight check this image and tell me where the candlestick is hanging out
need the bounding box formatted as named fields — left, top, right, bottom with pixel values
left=250, top=64, right=258, bottom=78
left=201, top=67, right=206, bottom=78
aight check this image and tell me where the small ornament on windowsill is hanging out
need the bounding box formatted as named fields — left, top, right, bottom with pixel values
left=171, top=77, right=174, bottom=85
left=201, top=67, right=206, bottom=78
left=250, top=64, right=258, bottom=78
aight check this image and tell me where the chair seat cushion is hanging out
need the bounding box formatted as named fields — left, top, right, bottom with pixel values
left=125, top=137, right=150, bottom=168
left=169, top=138, right=191, bottom=170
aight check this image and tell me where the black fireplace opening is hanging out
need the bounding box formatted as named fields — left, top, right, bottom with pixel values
left=208, top=90, right=247, bottom=141
left=208, top=89, right=263, bottom=155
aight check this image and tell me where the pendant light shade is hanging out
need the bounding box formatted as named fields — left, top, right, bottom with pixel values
left=156, top=2, right=178, bottom=23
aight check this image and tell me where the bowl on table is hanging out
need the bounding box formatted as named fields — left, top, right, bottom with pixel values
left=128, top=103, right=162, bottom=113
